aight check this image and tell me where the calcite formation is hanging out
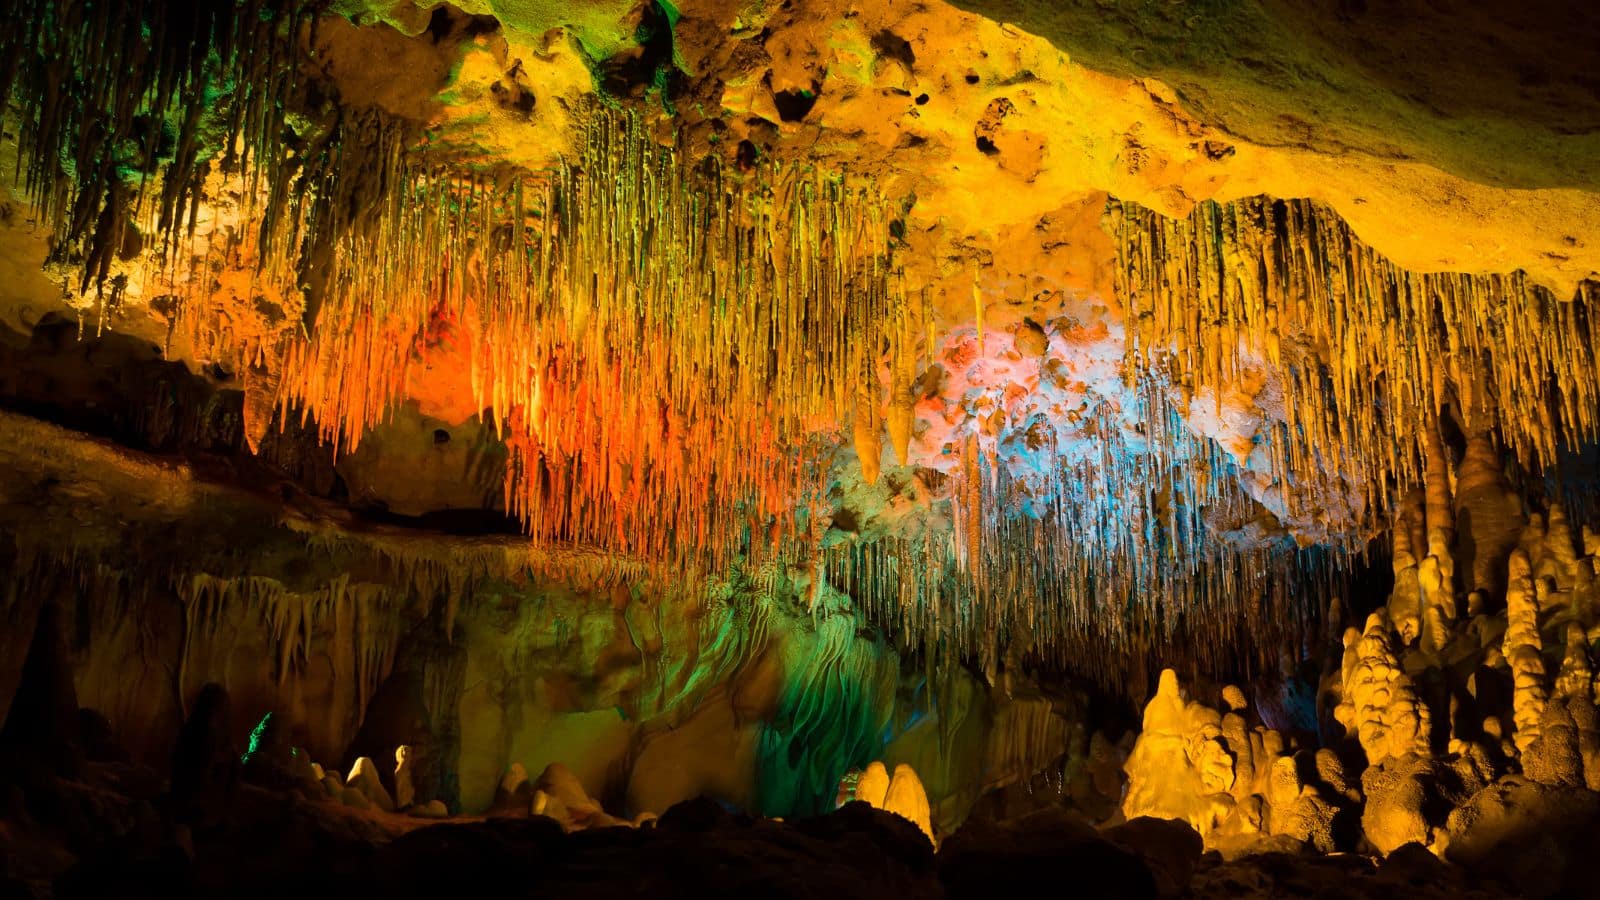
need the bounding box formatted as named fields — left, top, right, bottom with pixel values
left=2, top=0, right=1600, bottom=897
left=1122, top=668, right=1347, bottom=856
left=1119, top=493, right=1600, bottom=878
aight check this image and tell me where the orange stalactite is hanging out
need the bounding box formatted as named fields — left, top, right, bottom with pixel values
left=154, top=106, right=909, bottom=575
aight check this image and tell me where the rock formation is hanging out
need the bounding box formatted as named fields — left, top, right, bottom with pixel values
left=0, top=0, right=1598, bottom=896
left=347, top=757, right=396, bottom=812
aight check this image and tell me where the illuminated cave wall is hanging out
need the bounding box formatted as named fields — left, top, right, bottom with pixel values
left=0, top=414, right=1073, bottom=825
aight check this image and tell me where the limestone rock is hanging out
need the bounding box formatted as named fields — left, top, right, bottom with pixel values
left=168, top=683, right=238, bottom=825
left=532, top=762, right=610, bottom=829
left=1446, top=775, right=1600, bottom=898
left=1524, top=700, right=1583, bottom=788
left=940, top=809, right=1158, bottom=900
left=239, top=712, right=301, bottom=792
left=347, top=757, right=395, bottom=812
left=1553, top=623, right=1593, bottom=702
left=1339, top=611, right=1432, bottom=767
left=490, top=762, right=533, bottom=816
left=1569, top=694, right=1600, bottom=792
left=1360, top=754, right=1436, bottom=854
left=1453, top=432, right=1525, bottom=597
left=1123, top=670, right=1235, bottom=838
left=77, top=708, right=127, bottom=763
left=1503, top=549, right=1548, bottom=756
left=499, top=762, right=528, bottom=796
left=1105, top=816, right=1203, bottom=900
left=855, top=760, right=891, bottom=808
left=410, top=799, right=449, bottom=819
left=882, top=764, right=934, bottom=844
left=0, top=601, right=82, bottom=778
left=394, top=745, right=415, bottom=809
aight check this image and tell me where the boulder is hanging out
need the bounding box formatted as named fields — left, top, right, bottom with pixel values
left=1360, top=754, right=1436, bottom=854
left=489, top=762, right=532, bottom=816
left=1106, top=816, right=1204, bottom=899
left=1445, top=775, right=1600, bottom=898
left=940, top=808, right=1157, bottom=900
left=239, top=712, right=303, bottom=792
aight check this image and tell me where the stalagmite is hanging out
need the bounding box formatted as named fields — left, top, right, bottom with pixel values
left=1122, top=670, right=1236, bottom=840
left=882, top=764, right=935, bottom=844
left=1454, top=433, right=1525, bottom=597
left=0, top=602, right=82, bottom=778
left=1504, top=549, right=1548, bottom=756
left=169, top=683, right=238, bottom=825
left=347, top=757, right=396, bottom=812
left=1555, top=624, right=1594, bottom=703
left=394, top=745, right=416, bottom=810
left=1389, top=490, right=1425, bottom=646
left=855, top=760, right=891, bottom=808
left=853, top=401, right=883, bottom=486
left=1339, top=611, right=1431, bottom=767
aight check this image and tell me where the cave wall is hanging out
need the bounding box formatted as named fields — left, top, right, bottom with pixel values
left=0, top=537, right=1080, bottom=823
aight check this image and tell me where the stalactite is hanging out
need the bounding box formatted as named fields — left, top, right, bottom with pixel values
left=0, top=0, right=315, bottom=298
left=1115, top=197, right=1600, bottom=543
left=13, top=0, right=1598, bottom=701
left=198, top=105, right=905, bottom=581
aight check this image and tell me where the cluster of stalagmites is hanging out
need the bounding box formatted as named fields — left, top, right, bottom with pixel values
left=184, top=688, right=692, bottom=833
left=179, top=690, right=942, bottom=842
left=166, top=684, right=450, bottom=824
left=836, top=760, right=935, bottom=843
left=1120, top=434, right=1600, bottom=896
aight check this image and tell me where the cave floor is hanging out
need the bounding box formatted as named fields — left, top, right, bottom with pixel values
left=0, top=758, right=1523, bottom=900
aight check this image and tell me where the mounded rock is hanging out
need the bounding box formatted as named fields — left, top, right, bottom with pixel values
left=1360, top=754, right=1436, bottom=854
left=239, top=712, right=307, bottom=793
left=394, top=745, right=416, bottom=809
left=531, top=762, right=609, bottom=829
left=1105, top=816, right=1204, bottom=899
left=940, top=808, right=1157, bottom=900
left=77, top=708, right=127, bottom=763
left=855, top=760, right=891, bottom=807
left=882, top=764, right=934, bottom=844
left=489, top=762, right=532, bottom=816
left=0, top=601, right=82, bottom=778
left=1445, top=775, right=1600, bottom=898
left=168, top=683, right=238, bottom=825
left=346, top=757, right=395, bottom=812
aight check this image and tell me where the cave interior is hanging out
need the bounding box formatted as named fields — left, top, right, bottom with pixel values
left=3, top=1, right=1600, bottom=898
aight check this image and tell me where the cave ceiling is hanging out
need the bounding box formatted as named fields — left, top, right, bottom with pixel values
left=1, top=0, right=1598, bottom=687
